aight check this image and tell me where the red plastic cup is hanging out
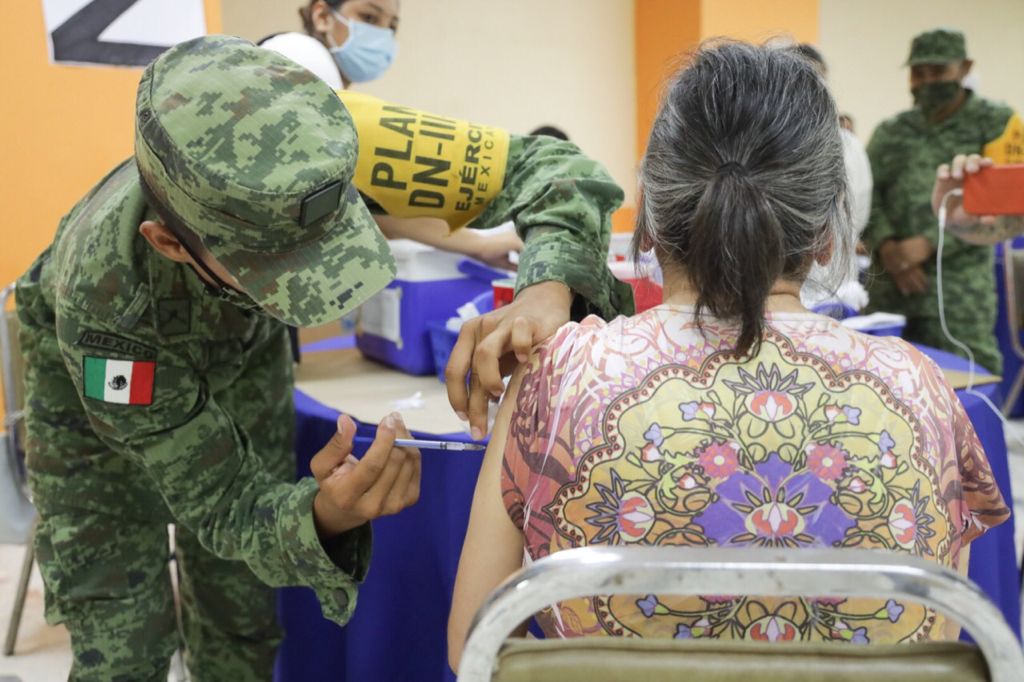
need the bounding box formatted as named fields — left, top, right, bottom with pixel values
left=493, top=278, right=515, bottom=309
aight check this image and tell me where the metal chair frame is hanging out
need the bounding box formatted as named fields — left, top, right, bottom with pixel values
left=0, top=284, right=25, bottom=497
left=458, top=547, right=1024, bottom=682
left=2, top=282, right=35, bottom=657
left=993, top=244, right=1024, bottom=597
left=998, top=242, right=1024, bottom=414
left=3, top=521, right=35, bottom=657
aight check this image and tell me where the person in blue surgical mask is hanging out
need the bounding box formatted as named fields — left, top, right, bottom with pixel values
left=261, top=0, right=524, bottom=272
left=260, top=0, right=522, bottom=364
left=261, top=0, right=400, bottom=90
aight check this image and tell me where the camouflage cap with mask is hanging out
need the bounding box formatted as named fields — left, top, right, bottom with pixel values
left=905, top=28, right=967, bottom=66
left=905, top=29, right=970, bottom=120
left=135, top=34, right=396, bottom=327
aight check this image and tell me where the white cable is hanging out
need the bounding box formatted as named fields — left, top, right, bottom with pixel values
left=936, top=189, right=1023, bottom=447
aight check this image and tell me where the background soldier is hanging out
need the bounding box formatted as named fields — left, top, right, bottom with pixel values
left=863, top=28, right=1024, bottom=373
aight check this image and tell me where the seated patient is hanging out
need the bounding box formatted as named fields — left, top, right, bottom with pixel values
left=449, top=41, right=1009, bottom=665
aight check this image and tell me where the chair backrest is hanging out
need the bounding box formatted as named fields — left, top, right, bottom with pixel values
left=1, top=284, right=26, bottom=479
left=0, top=283, right=33, bottom=545
left=1010, top=249, right=1024, bottom=331
left=490, top=639, right=988, bottom=682
left=457, top=547, right=1023, bottom=682
left=1001, top=245, right=1024, bottom=355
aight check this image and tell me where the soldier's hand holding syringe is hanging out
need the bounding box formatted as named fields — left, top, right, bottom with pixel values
left=310, top=413, right=422, bottom=538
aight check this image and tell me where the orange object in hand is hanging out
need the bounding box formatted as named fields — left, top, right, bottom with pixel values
left=963, top=164, right=1024, bottom=215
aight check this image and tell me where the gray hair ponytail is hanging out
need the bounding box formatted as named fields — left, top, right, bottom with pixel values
left=633, top=41, right=851, bottom=355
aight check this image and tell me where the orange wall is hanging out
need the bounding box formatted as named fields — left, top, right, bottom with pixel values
left=701, top=0, right=819, bottom=44
left=628, top=0, right=819, bottom=233
left=0, top=2, right=820, bottom=280
left=624, top=0, right=703, bottom=234
left=634, top=0, right=702, bottom=163
left=0, top=2, right=222, bottom=296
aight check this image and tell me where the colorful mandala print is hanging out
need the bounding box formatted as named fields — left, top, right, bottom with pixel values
left=546, top=335, right=950, bottom=643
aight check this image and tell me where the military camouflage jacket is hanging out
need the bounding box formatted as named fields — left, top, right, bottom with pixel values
left=19, top=118, right=630, bottom=625
left=863, top=92, right=1023, bottom=318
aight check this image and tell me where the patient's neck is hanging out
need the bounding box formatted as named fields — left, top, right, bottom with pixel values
left=660, top=267, right=808, bottom=314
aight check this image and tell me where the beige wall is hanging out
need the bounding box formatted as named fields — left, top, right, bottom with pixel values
left=821, top=0, right=1024, bottom=144
left=222, top=0, right=638, bottom=204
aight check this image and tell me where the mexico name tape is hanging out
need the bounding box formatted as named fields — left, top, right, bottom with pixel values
left=78, top=330, right=156, bottom=359
left=339, top=91, right=510, bottom=229
left=83, top=356, right=155, bottom=405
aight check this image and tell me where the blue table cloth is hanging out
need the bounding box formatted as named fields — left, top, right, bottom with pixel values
left=276, top=344, right=1019, bottom=682
left=276, top=388, right=477, bottom=682
left=917, top=346, right=1020, bottom=641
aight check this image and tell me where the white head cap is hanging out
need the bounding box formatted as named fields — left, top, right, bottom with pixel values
left=261, top=32, right=343, bottom=90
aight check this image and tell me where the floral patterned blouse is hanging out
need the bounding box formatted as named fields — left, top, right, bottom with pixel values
left=502, top=306, right=1009, bottom=644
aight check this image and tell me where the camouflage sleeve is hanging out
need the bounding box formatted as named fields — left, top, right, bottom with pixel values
left=471, top=134, right=635, bottom=319
left=336, top=91, right=634, bottom=319
left=861, top=125, right=898, bottom=253
left=54, top=309, right=368, bottom=625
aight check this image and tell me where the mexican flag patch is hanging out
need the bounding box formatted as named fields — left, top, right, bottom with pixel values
left=83, top=357, right=155, bottom=405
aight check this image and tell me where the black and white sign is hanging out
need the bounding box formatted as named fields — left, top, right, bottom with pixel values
left=42, top=0, right=206, bottom=67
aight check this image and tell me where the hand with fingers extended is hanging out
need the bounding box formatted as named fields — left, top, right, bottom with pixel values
left=311, top=413, right=422, bottom=539
left=931, top=153, right=1024, bottom=246
left=933, top=153, right=997, bottom=230
left=446, top=280, right=573, bottom=440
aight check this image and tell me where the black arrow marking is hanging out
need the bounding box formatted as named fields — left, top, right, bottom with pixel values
left=51, top=0, right=168, bottom=67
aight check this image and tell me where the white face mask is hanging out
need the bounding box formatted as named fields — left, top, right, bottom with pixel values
left=327, top=10, right=397, bottom=83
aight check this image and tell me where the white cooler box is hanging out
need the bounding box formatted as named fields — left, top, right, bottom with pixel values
left=356, top=240, right=492, bottom=375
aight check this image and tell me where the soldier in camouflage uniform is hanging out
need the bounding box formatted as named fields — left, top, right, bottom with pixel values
left=863, top=28, right=1024, bottom=373
left=18, top=36, right=631, bottom=681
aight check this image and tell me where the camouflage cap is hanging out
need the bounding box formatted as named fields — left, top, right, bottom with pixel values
left=135, top=35, right=395, bottom=327
left=906, top=28, right=967, bottom=66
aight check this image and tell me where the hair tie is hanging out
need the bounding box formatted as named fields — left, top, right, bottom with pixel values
left=716, top=161, right=748, bottom=176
